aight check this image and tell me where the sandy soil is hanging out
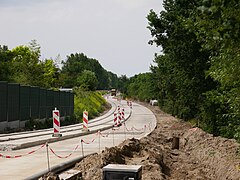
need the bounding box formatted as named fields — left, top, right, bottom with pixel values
left=44, top=102, right=240, bottom=180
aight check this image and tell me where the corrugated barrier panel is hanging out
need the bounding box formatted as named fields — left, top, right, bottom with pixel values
left=30, top=87, right=40, bottom=119
left=39, top=88, right=46, bottom=119
left=0, top=81, right=7, bottom=122
left=46, top=90, right=54, bottom=119
left=8, top=83, right=20, bottom=121
left=60, top=91, right=65, bottom=117
left=1, top=82, right=74, bottom=124
left=70, top=93, right=74, bottom=115
left=65, top=92, right=70, bottom=116
left=20, top=86, right=30, bottom=121
left=54, top=91, right=60, bottom=110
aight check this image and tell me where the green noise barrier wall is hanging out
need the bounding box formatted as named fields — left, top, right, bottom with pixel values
left=0, top=82, right=74, bottom=124
left=8, top=83, right=20, bottom=122
left=20, top=85, right=30, bottom=121
left=0, top=82, right=7, bottom=122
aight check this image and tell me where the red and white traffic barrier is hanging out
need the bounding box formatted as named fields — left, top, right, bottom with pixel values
left=121, top=108, right=125, bottom=121
left=114, top=113, right=118, bottom=126
left=83, top=110, right=89, bottom=131
left=53, top=108, right=62, bottom=137
left=49, top=144, right=79, bottom=159
left=81, top=138, right=96, bottom=144
left=0, top=143, right=45, bottom=159
left=117, top=105, right=120, bottom=113
left=117, top=105, right=122, bottom=124
left=118, top=112, right=122, bottom=124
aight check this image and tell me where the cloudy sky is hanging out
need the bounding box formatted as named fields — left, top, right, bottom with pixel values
left=0, top=0, right=163, bottom=77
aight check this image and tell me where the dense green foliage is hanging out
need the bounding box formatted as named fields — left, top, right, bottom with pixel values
left=0, top=41, right=121, bottom=90
left=60, top=53, right=119, bottom=90
left=0, top=45, right=13, bottom=81
left=77, top=70, right=98, bottom=91
left=143, top=0, right=240, bottom=140
left=0, top=40, right=59, bottom=88
left=0, top=40, right=121, bottom=128
left=74, top=88, right=107, bottom=120
left=127, top=73, right=155, bottom=101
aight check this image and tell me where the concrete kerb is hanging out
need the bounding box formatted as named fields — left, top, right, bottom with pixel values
left=13, top=108, right=132, bottom=150
left=138, top=105, right=157, bottom=138
left=24, top=153, right=96, bottom=180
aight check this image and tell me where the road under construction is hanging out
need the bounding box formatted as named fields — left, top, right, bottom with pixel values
left=0, top=97, right=156, bottom=179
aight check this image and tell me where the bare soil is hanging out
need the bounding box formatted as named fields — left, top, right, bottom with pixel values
left=48, top=102, right=240, bottom=179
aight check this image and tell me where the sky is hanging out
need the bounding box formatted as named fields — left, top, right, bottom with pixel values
left=0, top=0, right=163, bottom=77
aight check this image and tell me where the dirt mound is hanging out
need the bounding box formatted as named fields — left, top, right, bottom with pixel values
left=72, top=102, right=240, bottom=179
left=181, top=127, right=240, bottom=179
left=74, top=138, right=165, bottom=179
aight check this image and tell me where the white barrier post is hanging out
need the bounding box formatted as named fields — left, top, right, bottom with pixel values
left=81, top=139, right=84, bottom=157
left=83, top=110, right=89, bottom=131
left=46, top=142, right=50, bottom=172
left=98, top=131, right=101, bottom=154
left=117, top=105, right=120, bottom=113
left=80, top=139, right=85, bottom=172
left=52, top=108, right=62, bottom=137
left=118, top=113, right=122, bottom=125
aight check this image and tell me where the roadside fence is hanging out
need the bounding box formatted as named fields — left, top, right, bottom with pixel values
left=0, top=121, right=153, bottom=173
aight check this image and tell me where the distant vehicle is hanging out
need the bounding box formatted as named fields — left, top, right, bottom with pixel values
left=59, top=88, right=73, bottom=92
left=111, top=89, right=116, bottom=96
left=150, top=99, right=158, bottom=106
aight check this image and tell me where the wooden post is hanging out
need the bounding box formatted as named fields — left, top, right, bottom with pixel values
left=172, top=137, right=179, bottom=149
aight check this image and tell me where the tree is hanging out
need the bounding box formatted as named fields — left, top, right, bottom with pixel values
left=107, top=71, right=119, bottom=89
left=9, top=40, right=59, bottom=88
left=127, top=73, right=155, bottom=101
left=188, top=0, right=240, bottom=138
left=61, top=53, right=113, bottom=89
left=147, top=0, right=214, bottom=119
left=39, top=59, right=59, bottom=88
left=10, top=45, right=42, bottom=86
left=147, top=0, right=240, bottom=141
left=0, top=45, right=13, bottom=81
left=117, top=75, right=129, bottom=94
left=77, top=70, right=98, bottom=91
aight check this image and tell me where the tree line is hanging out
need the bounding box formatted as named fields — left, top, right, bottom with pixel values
left=126, top=0, right=240, bottom=141
left=0, top=40, right=125, bottom=91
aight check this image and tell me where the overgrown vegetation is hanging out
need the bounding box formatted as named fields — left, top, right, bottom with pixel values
left=127, top=73, right=155, bottom=102
left=125, top=0, right=240, bottom=142
left=74, top=88, right=107, bottom=120
left=2, top=0, right=240, bottom=143
left=0, top=40, right=123, bottom=91
left=0, top=40, right=117, bottom=129
left=143, top=0, right=240, bottom=141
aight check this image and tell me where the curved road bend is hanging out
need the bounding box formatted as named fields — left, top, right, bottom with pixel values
left=0, top=98, right=156, bottom=179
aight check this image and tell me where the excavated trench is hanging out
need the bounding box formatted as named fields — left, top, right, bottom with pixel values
left=41, top=103, right=240, bottom=180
